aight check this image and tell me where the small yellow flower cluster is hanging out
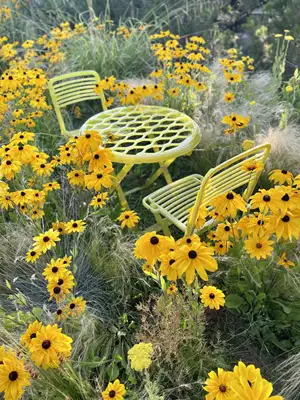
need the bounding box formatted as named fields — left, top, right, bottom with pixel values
left=128, top=342, right=153, bottom=371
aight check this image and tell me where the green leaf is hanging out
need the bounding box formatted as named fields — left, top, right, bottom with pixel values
left=107, top=364, right=119, bottom=381
left=5, top=280, right=11, bottom=290
left=257, top=293, right=266, bottom=301
left=160, top=276, right=166, bottom=290
left=225, top=294, right=244, bottom=309
left=32, top=307, right=43, bottom=319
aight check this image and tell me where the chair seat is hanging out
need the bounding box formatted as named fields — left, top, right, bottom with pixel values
left=143, top=174, right=203, bottom=232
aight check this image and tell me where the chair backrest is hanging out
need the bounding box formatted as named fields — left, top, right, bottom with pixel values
left=186, top=143, right=271, bottom=235
left=48, top=70, right=107, bottom=135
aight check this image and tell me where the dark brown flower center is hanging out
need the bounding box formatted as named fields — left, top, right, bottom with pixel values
left=209, top=293, right=215, bottom=299
left=282, top=215, right=290, bottom=222
left=69, top=303, right=76, bottom=309
left=169, top=259, right=175, bottom=265
left=85, top=134, right=91, bottom=139
left=188, top=250, right=197, bottom=259
left=281, top=170, right=287, bottom=174
left=109, top=391, right=116, bottom=398
left=281, top=194, right=290, bottom=201
left=263, top=195, right=270, bottom=202
left=57, top=279, right=64, bottom=285
left=72, top=223, right=78, bottom=228
left=97, top=174, right=103, bottom=179
left=30, top=251, right=36, bottom=256
left=219, top=384, right=227, bottom=393
left=43, top=236, right=50, bottom=242
left=30, top=333, right=36, bottom=339
left=256, top=243, right=262, bottom=249
left=8, top=371, right=18, bottom=381
left=42, top=340, right=51, bottom=349
left=94, top=154, right=100, bottom=159
left=52, top=267, right=58, bottom=273
left=57, top=309, right=62, bottom=315
left=224, top=226, right=230, bottom=232
left=6, top=160, right=12, bottom=165
left=53, top=286, right=61, bottom=294
left=150, top=236, right=159, bottom=245
left=226, top=192, right=234, bottom=200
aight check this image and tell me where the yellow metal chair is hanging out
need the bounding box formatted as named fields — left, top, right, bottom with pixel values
left=143, top=144, right=271, bottom=236
left=48, top=70, right=107, bottom=136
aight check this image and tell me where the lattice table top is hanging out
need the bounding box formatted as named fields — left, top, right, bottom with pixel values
left=80, top=106, right=201, bottom=164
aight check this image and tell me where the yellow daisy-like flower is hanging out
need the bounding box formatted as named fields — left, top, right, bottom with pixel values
left=66, top=297, right=86, bottom=317
left=232, top=361, right=261, bottom=388
left=244, top=235, right=274, bottom=259
left=214, top=240, right=233, bottom=255
left=84, top=167, right=114, bottom=191
left=29, top=324, right=72, bottom=370
left=117, top=210, right=140, bottom=229
left=160, top=252, right=178, bottom=281
left=65, top=219, right=86, bottom=234
left=240, top=159, right=264, bottom=173
left=42, top=181, right=60, bottom=192
left=200, top=285, right=225, bottom=310
left=210, top=192, right=247, bottom=218
left=176, top=234, right=201, bottom=247
left=0, top=354, right=31, bottom=400
left=102, top=379, right=126, bottom=400
left=269, top=169, right=293, bottom=185
left=174, top=241, right=218, bottom=284
left=269, top=211, right=300, bottom=241
left=203, top=368, right=235, bottom=399
left=32, top=229, right=60, bottom=253
left=89, top=192, right=109, bottom=208
left=52, top=221, right=67, bottom=235
left=278, top=252, right=295, bottom=268
left=128, top=342, right=153, bottom=371
left=167, top=283, right=178, bottom=295
left=20, top=320, right=43, bottom=349
left=231, top=373, right=283, bottom=400
left=134, top=232, right=171, bottom=264
left=224, top=91, right=235, bottom=103
left=42, top=258, right=69, bottom=281
left=142, top=263, right=154, bottom=275
left=47, top=270, right=75, bottom=302
left=250, top=188, right=282, bottom=213
left=25, top=248, right=42, bottom=263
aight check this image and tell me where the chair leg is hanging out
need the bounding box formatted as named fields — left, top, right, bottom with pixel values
left=153, top=211, right=171, bottom=236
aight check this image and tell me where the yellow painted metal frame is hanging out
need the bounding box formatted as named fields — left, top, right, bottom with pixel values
left=80, top=105, right=201, bottom=208
left=143, top=144, right=271, bottom=236
left=48, top=70, right=107, bottom=136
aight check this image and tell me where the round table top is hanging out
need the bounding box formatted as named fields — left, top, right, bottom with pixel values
left=80, top=105, right=201, bottom=164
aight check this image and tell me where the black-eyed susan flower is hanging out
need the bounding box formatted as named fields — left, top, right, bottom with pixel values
left=31, top=161, right=54, bottom=177
left=174, top=241, right=217, bottom=284
left=200, top=285, right=225, bottom=310
left=84, top=167, right=114, bottom=191
left=29, top=324, right=72, bottom=369
left=76, top=130, right=102, bottom=153
left=250, top=188, right=282, bottom=213
left=20, top=320, right=43, bottom=349
left=67, top=169, right=86, bottom=187
left=215, top=222, right=238, bottom=241
left=160, top=252, right=179, bottom=281
left=0, top=353, right=31, bottom=400
left=176, top=234, right=201, bottom=247
left=224, top=91, right=235, bottom=102
left=210, top=192, right=247, bottom=218
left=89, top=192, right=109, bottom=208
left=117, top=210, right=139, bottom=229
left=47, top=270, right=75, bottom=302
left=102, top=379, right=126, bottom=400
left=52, top=221, right=67, bottom=235
left=269, top=211, right=300, bottom=241
left=203, top=368, right=235, bottom=399
left=276, top=186, right=300, bottom=212
left=214, top=240, right=233, bottom=255
left=244, top=235, right=274, bottom=259
left=55, top=308, right=67, bottom=322
left=66, top=297, right=86, bottom=317
left=241, top=159, right=264, bottom=173
left=0, top=158, right=21, bottom=180
left=42, top=258, right=69, bottom=281
left=278, top=252, right=295, bottom=268
left=222, top=113, right=250, bottom=132
left=188, top=204, right=208, bottom=229
left=167, top=283, right=178, bottom=295
left=25, top=248, right=42, bottom=263
left=42, top=181, right=60, bottom=192
left=142, top=263, right=154, bottom=275
left=32, top=229, right=60, bottom=253
left=83, top=147, right=112, bottom=171
left=269, top=169, right=293, bottom=185
left=134, top=232, right=171, bottom=264
left=246, top=213, right=270, bottom=237
left=65, top=219, right=86, bottom=234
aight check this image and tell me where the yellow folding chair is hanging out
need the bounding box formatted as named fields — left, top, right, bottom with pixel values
left=143, top=144, right=271, bottom=236
left=48, top=70, right=107, bottom=136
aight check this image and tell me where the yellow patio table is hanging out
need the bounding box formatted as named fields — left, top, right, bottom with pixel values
left=80, top=105, right=201, bottom=208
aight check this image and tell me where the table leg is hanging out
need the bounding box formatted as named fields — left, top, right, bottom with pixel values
left=111, top=164, right=133, bottom=209
left=141, top=158, right=175, bottom=189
